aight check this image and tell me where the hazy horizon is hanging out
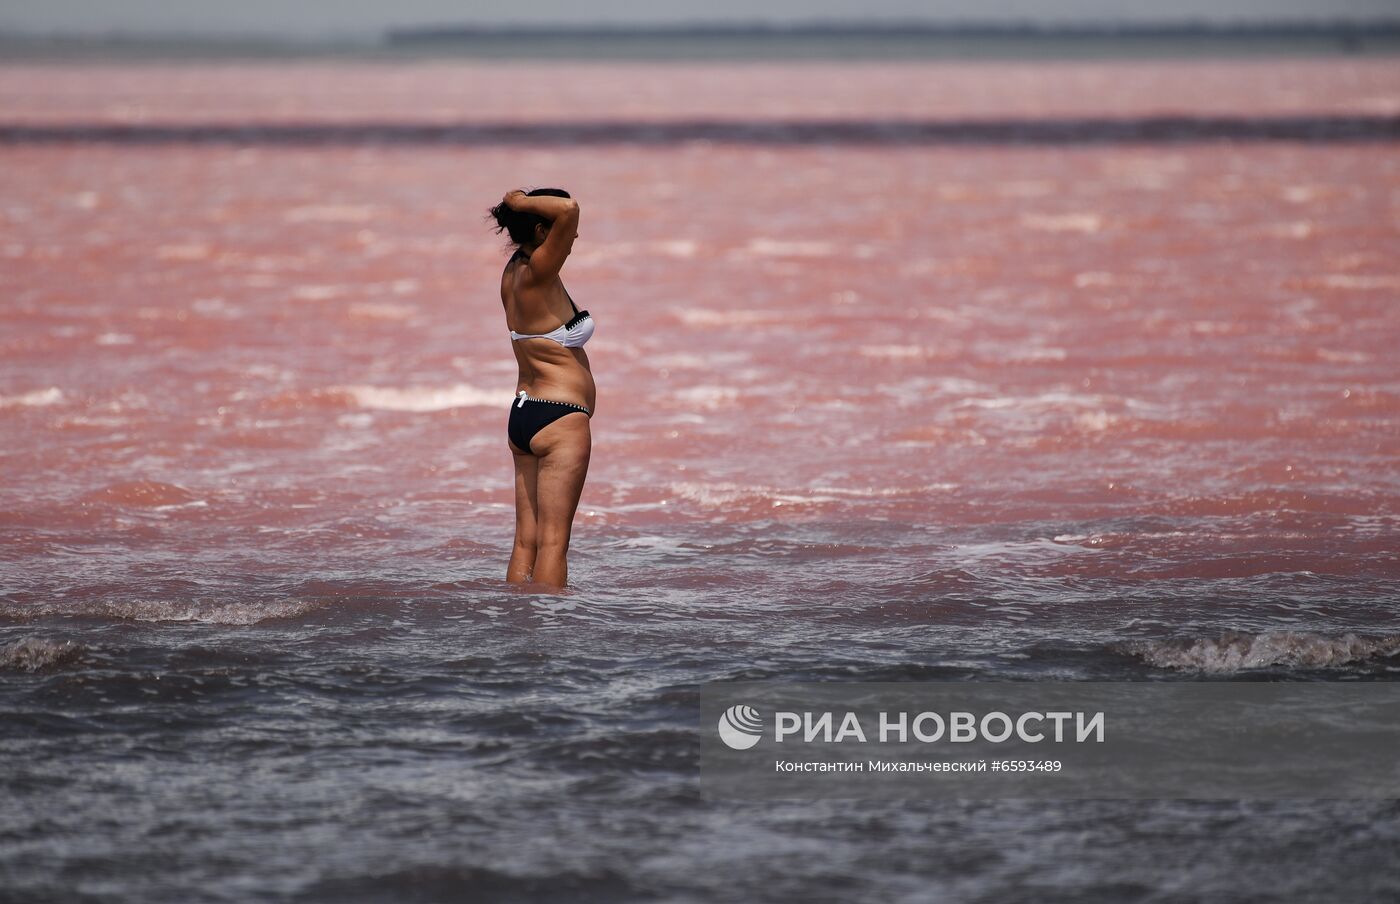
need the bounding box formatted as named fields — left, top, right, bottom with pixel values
left=1, top=0, right=1396, bottom=40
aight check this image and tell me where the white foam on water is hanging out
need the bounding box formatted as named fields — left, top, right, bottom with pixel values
left=1315, top=348, right=1371, bottom=363
left=806, top=483, right=959, bottom=498
left=653, top=239, right=698, bottom=258
left=1127, top=631, right=1400, bottom=674
left=1319, top=274, right=1400, bottom=291
left=675, top=308, right=787, bottom=327
left=1009, top=347, right=1068, bottom=362
left=1267, top=221, right=1313, bottom=239
left=290, top=285, right=348, bottom=301
left=1074, top=271, right=1114, bottom=288
left=651, top=353, right=710, bottom=369
left=1074, top=410, right=1118, bottom=432
left=152, top=499, right=210, bottom=512
left=191, top=297, right=242, bottom=319
left=1021, top=213, right=1102, bottom=234
left=0, top=387, right=64, bottom=409
left=155, top=243, right=211, bottom=261
left=741, top=238, right=836, bottom=258
left=0, top=599, right=325, bottom=626
left=239, top=363, right=287, bottom=381
left=666, top=480, right=917, bottom=509
left=284, top=204, right=376, bottom=223
left=338, top=382, right=502, bottom=412
left=616, top=535, right=694, bottom=554
left=61, top=415, right=129, bottom=427
left=770, top=493, right=843, bottom=506
left=672, top=385, right=740, bottom=409
left=667, top=481, right=761, bottom=508
left=954, top=390, right=1128, bottom=413
left=348, top=302, right=418, bottom=321
left=858, top=345, right=925, bottom=359
left=1189, top=320, right=1247, bottom=335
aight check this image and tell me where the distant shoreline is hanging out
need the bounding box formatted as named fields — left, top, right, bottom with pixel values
left=2, top=20, right=1400, bottom=61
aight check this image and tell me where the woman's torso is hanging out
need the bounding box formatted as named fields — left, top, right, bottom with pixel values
left=501, top=253, right=596, bottom=412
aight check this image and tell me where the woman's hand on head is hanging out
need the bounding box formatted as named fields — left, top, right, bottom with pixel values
left=502, top=189, right=526, bottom=209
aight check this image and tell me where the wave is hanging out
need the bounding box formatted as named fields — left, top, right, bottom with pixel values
left=81, top=480, right=200, bottom=507
left=1122, top=631, right=1400, bottom=673
left=0, top=599, right=324, bottom=625
left=0, top=636, right=86, bottom=671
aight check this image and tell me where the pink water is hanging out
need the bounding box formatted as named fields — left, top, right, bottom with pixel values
left=4, top=61, right=1399, bottom=588
left=2, top=58, right=1400, bottom=902
left=2, top=59, right=1399, bottom=122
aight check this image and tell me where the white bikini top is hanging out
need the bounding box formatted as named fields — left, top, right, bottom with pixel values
left=505, top=248, right=596, bottom=348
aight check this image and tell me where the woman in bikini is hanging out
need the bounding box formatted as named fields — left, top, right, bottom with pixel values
left=486, top=188, right=594, bottom=589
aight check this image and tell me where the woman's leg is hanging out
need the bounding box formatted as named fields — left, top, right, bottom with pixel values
left=527, top=412, right=591, bottom=589
left=506, top=446, right=539, bottom=583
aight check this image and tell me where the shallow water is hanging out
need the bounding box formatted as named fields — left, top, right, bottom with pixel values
left=2, top=60, right=1400, bottom=902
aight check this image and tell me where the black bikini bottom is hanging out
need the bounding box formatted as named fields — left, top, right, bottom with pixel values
left=507, top=392, right=590, bottom=455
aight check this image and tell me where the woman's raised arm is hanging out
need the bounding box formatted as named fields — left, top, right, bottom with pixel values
left=508, top=193, right=580, bottom=283
left=503, top=190, right=577, bottom=222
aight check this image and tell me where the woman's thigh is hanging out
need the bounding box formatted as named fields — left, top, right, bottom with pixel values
left=512, top=450, right=539, bottom=545
left=530, top=413, right=591, bottom=543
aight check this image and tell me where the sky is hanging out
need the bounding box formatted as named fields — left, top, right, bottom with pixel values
left=0, top=0, right=1394, bottom=39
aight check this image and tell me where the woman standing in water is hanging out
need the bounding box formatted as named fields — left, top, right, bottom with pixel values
left=487, top=188, right=594, bottom=588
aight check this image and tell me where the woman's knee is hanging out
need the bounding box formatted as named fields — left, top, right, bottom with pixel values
left=537, top=531, right=571, bottom=555
left=513, top=518, right=538, bottom=551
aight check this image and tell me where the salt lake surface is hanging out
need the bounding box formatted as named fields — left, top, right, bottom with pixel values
left=2, top=59, right=1398, bottom=902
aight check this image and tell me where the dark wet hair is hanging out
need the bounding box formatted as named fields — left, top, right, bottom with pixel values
left=486, top=187, right=572, bottom=248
